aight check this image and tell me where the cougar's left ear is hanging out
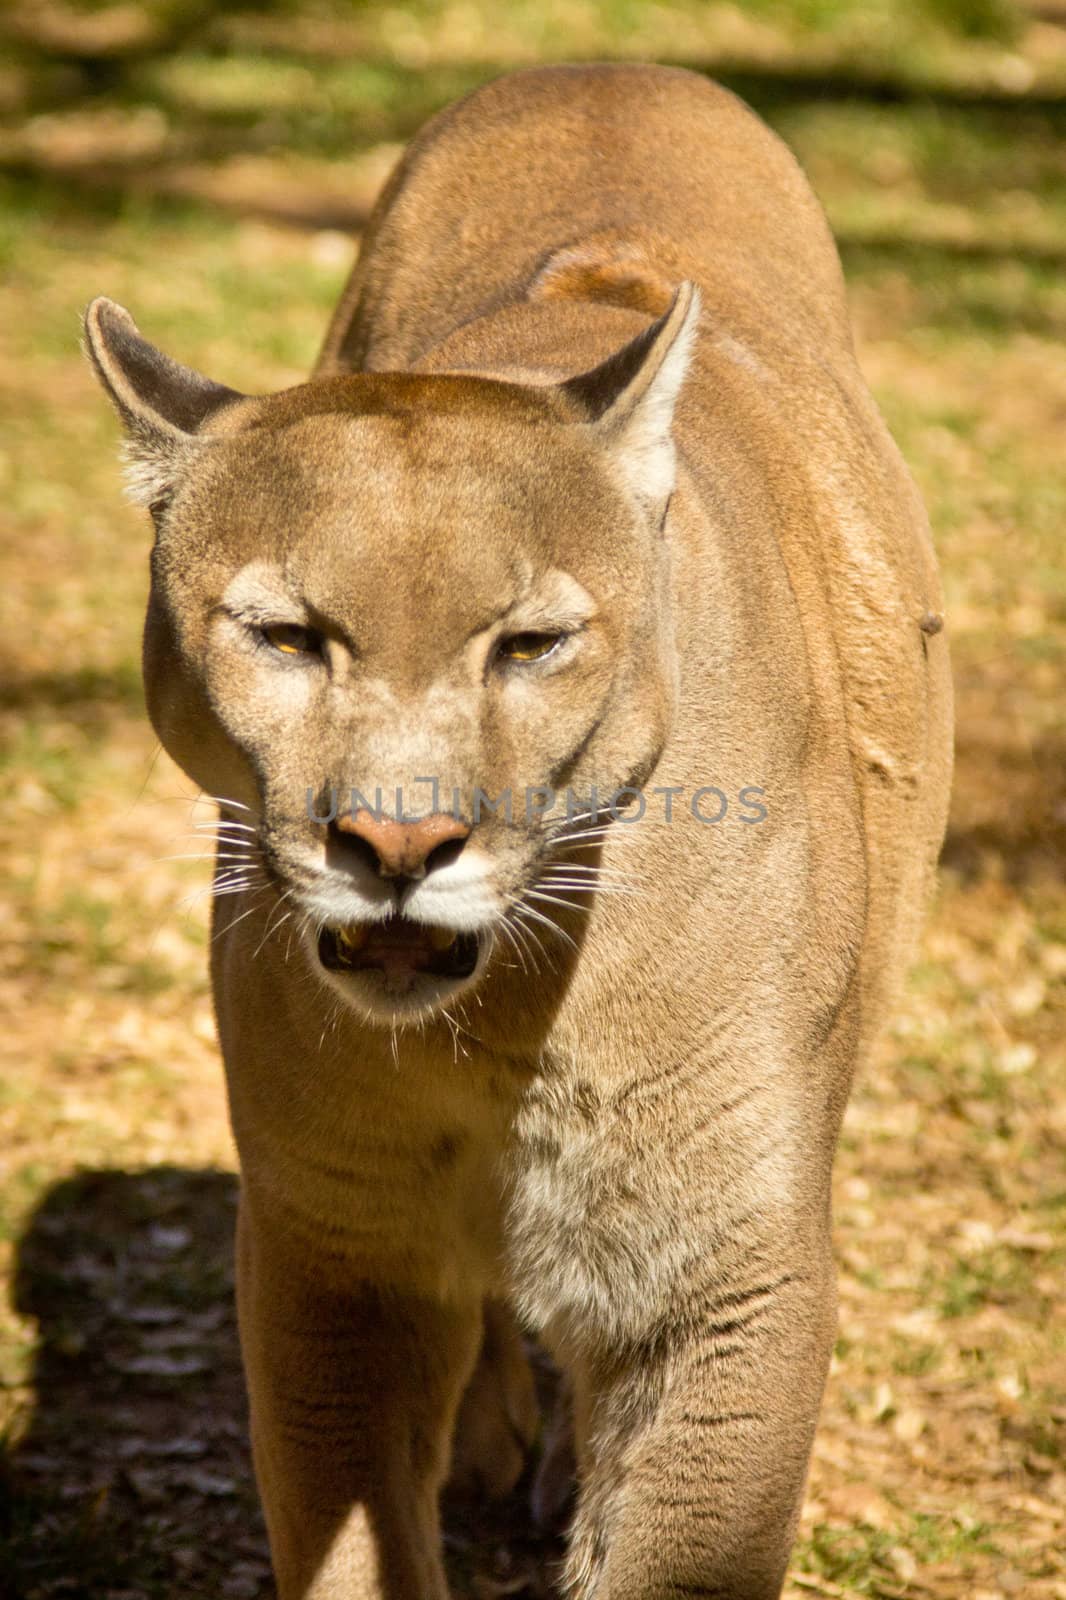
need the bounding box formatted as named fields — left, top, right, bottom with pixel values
left=562, top=281, right=700, bottom=520
left=83, top=297, right=245, bottom=511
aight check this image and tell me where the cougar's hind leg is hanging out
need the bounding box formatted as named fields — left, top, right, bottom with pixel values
left=448, top=1297, right=541, bottom=1501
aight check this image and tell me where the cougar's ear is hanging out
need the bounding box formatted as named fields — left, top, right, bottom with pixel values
left=562, top=281, right=700, bottom=519
left=83, top=297, right=245, bottom=511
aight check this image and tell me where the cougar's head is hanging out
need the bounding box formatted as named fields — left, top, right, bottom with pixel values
left=84, top=287, right=698, bottom=1025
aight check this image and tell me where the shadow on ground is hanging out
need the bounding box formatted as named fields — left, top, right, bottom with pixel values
left=943, top=729, right=1066, bottom=888
left=0, top=1168, right=269, bottom=1598
left=0, top=1168, right=564, bottom=1599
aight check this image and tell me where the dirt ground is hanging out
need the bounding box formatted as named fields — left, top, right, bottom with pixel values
left=0, top=3, right=1063, bottom=1597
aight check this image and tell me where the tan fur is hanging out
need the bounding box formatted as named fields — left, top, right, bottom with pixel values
left=85, top=64, right=952, bottom=1600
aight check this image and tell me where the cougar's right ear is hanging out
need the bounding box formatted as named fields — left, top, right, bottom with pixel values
left=83, top=297, right=245, bottom=512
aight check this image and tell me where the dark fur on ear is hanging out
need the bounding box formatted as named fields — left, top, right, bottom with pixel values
left=83, top=297, right=244, bottom=508
left=562, top=282, right=699, bottom=515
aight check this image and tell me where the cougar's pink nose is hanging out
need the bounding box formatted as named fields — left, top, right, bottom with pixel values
left=333, top=809, right=471, bottom=879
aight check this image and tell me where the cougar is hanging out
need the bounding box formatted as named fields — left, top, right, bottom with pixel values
left=85, top=62, right=952, bottom=1600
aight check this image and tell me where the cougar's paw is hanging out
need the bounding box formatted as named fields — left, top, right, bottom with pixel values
left=448, top=1300, right=540, bottom=1501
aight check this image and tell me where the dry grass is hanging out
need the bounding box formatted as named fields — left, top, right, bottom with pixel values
left=1, top=2, right=1064, bottom=1595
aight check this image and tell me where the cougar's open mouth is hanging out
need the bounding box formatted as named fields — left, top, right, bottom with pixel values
left=317, top=917, right=481, bottom=982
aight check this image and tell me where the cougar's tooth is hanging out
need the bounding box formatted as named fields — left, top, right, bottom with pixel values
left=337, top=924, right=368, bottom=951
left=428, top=926, right=458, bottom=952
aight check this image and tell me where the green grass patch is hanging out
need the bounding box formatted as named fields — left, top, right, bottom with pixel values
left=796, top=1510, right=999, bottom=1592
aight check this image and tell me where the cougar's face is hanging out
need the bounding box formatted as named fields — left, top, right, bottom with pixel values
left=85, top=286, right=696, bottom=1024
left=146, top=409, right=676, bottom=1024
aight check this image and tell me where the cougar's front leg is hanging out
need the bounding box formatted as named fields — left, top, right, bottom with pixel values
left=561, top=1222, right=838, bottom=1600
left=237, top=1199, right=481, bottom=1600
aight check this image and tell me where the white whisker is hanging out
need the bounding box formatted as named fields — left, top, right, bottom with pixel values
left=538, top=879, right=643, bottom=898
left=496, top=916, right=530, bottom=975
left=212, top=890, right=273, bottom=943
left=507, top=908, right=542, bottom=967
left=252, top=889, right=296, bottom=961
left=163, top=852, right=256, bottom=864
left=526, top=889, right=590, bottom=918
left=200, top=794, right=254, bottom=812
left=541, top=864, right=644, bottom=886
left=440, top=1006, right=469, bottom=1062
left=514, top=900, right=577, bottom=952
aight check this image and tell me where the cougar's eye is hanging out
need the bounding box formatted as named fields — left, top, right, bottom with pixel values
left=261, top=623, right=321, bottom=657
left=496, top=631, right=565, bottom=665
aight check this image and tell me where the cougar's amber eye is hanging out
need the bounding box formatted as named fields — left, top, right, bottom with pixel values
left=261, top=623, right=321, bottom=657
left=496, top=631, right=564, bottom=664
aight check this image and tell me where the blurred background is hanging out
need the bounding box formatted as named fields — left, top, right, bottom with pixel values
left=0, top=3, right=1064, bottom=1597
